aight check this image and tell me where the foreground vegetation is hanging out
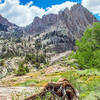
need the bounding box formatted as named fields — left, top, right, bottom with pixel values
left=1, top=66, right=100, bottom=100
left=71, top=23, right=100, bottom=69
left=0, top=23, right=100, bottom=100
left=68, top=22, right=100, bottom=100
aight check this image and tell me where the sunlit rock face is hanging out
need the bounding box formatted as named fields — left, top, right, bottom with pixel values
left=26, top=4, right=97, bottom=36
left=25, top=4, right=98, bottom=52
left=0, top=4, right=98, bottom=52
left=0, top=14, right=24, bottom=38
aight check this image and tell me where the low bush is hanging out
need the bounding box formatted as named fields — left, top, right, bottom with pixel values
left=16, top=63, right=29, bottom=76
left=71, top=23, right=100, bottom=69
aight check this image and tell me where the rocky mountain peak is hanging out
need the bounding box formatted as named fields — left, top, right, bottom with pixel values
left=0, top=14, right=24, bottom=38
left=0, top=14, right=13, bottom=26
left=25, top=4, right=98, bottom=52
left=26, top=4, right=98, bottom=35
left=71, top=3, right=83, bottom=10
left=0, top=4, right=98, bottom=52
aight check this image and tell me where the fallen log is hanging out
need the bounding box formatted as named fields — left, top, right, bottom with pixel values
left=24, top=78, right=79, bottom=100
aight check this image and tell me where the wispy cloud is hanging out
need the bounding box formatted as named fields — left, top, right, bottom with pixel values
left=45, top=1, right=76, bottom=15
left=0, top=0, right=99, bottom=27
left=82, top=0, right=100, bottom=16
left=0, top=0, right=76, bottom=26
left=0, top=0, right=45, bottom=26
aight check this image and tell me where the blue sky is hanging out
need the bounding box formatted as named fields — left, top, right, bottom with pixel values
left=95, top=14, right=100, bottom=21
left=20, top=0, right=82, bottom=9
left=20, top=0, right=100, bottom=20
left=0, top=0, right=99, bottom=26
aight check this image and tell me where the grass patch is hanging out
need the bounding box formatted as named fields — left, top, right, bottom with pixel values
left=17, top=79, right=39, bottom=86
left=51, top=77, right=59, bottom=82
left=36, top=80, right=48, bottom=87
left=27, top=72, right=41, bottom=78
left=61, top=68, right=100, bottom=99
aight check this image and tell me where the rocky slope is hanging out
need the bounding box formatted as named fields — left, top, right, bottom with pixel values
left=0, top=15, right=24, bottom=38
left=0, top=4, right=98, bottom=78
left=25, top=4, right=98, bottom=52
left=26, top=4, right=97, bottom=36
left=0, top=4, right=98, bottom=52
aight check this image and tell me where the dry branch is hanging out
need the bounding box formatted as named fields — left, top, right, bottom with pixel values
left=24, top=78, right=79, bottom=100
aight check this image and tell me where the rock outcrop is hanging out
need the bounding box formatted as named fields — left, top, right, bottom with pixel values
left=26, top=4, right=97, bottom=36
left=0, top=15, right=24, bottom=38
left=25, top=4, right=98, bottom=52
left=0, top=4, right=98, bottom=52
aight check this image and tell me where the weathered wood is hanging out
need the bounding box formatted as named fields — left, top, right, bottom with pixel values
left=24, top=78, right=79, bottom=100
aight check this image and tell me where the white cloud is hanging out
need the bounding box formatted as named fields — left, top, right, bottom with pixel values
left=45, top=1, right=76, bottom=15
left=26, top=1, right=33, bottom=7
left=0, top=0, right=76, bottom=26
left=0, top=0, right=45, bottom=26
left=82, top=0, right=100, bottom=16
left=0, top=0, right=99, bottom=27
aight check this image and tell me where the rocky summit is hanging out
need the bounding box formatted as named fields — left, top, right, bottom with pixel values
left=0, top=4, right=98, bottom=52
left=0, top=15, right=24, bottom=38
left=25, top=4, right=98, bottom=52
left=0, top=2, right=100, bottom=100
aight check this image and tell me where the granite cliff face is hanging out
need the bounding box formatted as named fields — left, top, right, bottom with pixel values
left=0, top=15, right=24, bottom=38
left=25, top=4, right=98, bottom=52
left=0, top=4, right=99, bottom=78
left=0, top=4, right=98, bottom=52
left=26, top=4, right=97, bottom=36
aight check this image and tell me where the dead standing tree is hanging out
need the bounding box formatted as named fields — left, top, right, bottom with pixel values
left=24, top=78, right=79, bottom=100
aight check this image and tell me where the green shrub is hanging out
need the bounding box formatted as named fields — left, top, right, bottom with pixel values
left=72, top=23, right=100, bottom=69
left=25, top=53, right=47, bottom=69
left=0, top=60, right=5, bottom=66
left=25, top=54, right=35, bottom=63
left=18, top=79, right=39, bottom=86
left=39, top=54, right=47, bottom=64
left=34, top=62, right=40, bottom=69
left=16, top=63, right=29, bottom=76
left=25, top=66, right=29, bottom=73
left=16, top=64, right=26, bottom=76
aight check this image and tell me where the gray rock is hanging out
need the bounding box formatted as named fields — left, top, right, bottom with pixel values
left=0, top=15, right=24, bottom=38
left=25, top=4, right=98, bottom=52
left=0, top=66, right=7, bottom=79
